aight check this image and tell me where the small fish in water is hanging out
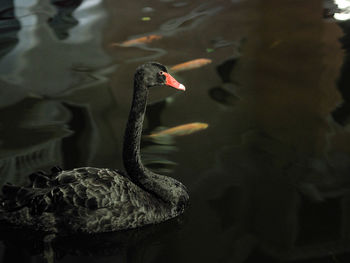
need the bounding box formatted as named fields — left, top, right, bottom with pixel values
left=170, top=59, right=212, bottom=73
left=146, top=122, right=209, bottom=138
left=111, top=34, right=162, bottom=47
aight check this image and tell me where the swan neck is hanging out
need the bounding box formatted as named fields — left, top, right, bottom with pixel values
left=123, top=80, right=148, bottom=179
left=122, top=74, right=188, bottom=212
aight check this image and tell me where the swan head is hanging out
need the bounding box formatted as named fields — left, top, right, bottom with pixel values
left=135, top=62, right=186, bottom=91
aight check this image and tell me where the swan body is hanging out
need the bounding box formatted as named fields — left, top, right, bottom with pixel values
left=1, top=167, right=186, bottom=234
left=0, top=63, right=189, bottom=234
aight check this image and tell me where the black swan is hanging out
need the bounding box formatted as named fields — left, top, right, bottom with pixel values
left=0, top=62, right=189, bottom=234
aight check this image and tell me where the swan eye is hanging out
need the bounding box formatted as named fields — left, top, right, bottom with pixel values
left=159, top=71, right=164, bottom=75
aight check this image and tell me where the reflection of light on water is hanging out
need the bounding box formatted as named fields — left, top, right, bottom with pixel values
left=334, top=12, right=350, bottom=20
left=335, top=0, right=350, bottom=8
left=160, top=3, right=222, bottom=33
left=125, top=3, right=222, bottom=63
left=0, top=0, right=113, bottom=107
left=14, top=0, right=56, bottom=26
left=334, top=0, right=350, bottom=20
left=68, top=0, right=105, bottom=43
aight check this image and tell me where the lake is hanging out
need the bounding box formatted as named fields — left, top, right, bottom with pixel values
left=1, top=0, right=350, bottom=262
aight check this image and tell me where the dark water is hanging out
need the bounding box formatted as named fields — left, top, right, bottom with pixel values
left=1, top=0, right=350, bottom=262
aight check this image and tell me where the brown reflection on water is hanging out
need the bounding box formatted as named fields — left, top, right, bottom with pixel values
left=249, top=0, right=343, bottom=156
left=150, top=0, right=350, bottom=262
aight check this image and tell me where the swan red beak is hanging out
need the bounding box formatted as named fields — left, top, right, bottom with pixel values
left=162, top=72, right=186, bottom=91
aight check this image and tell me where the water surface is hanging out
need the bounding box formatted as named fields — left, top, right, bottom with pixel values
left=1, top=0, right=350, bottom=262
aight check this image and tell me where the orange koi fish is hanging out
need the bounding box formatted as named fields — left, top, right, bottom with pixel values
left=146, top=122, right=209, bottom=138
left=111, top=35, right=162, bottom=47
left=170, top=58, right=212, bottom=73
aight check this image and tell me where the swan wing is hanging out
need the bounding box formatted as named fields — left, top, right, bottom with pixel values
left=53, top=167, right=150, bottom=211
left=1, top=167, right=153, bottom=215
left=1, top=167, right=166, bottom=232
